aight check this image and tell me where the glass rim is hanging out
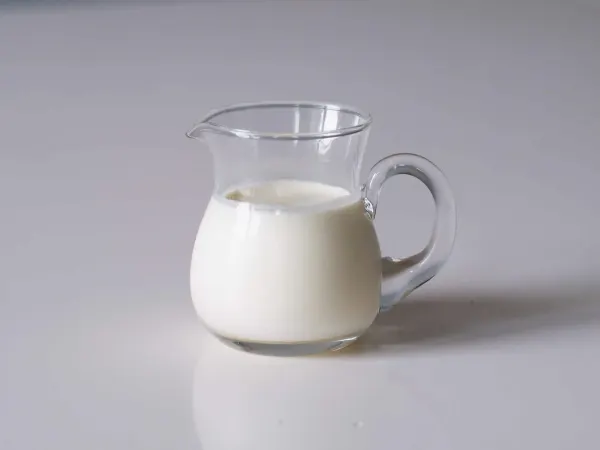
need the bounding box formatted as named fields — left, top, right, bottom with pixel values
left=187, top=101, right=373, bottom=141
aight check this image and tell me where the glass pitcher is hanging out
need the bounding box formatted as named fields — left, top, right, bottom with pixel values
left=186, top=102, right=456, bottom=356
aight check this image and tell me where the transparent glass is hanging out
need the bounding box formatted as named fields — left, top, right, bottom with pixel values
left=187, top=101, right=456, bottom=356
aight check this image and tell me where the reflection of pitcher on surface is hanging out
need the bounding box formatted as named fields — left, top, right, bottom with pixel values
left=187, top=102, right=456, bottom=356
left=192, top=336, right=414, bottom=450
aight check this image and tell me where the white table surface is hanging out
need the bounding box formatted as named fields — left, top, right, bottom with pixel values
left=1, top=0, right=600, bottom=449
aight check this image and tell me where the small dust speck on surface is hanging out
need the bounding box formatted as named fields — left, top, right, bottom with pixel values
left=277, top=418, right=284, bottom=426
left=352, top=421, right=364, bottom=429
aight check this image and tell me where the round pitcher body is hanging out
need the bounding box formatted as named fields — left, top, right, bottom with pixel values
left=190, top=182, right=382, bottom=354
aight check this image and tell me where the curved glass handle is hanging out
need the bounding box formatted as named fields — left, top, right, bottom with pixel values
left=363, top=153, right=457, bottom=312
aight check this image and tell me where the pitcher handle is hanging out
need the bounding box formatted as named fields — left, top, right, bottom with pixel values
left=363, top=153, right=457, bottom=312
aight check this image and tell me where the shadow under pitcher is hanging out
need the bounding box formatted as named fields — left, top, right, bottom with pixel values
left=186, top=101, right=456, bottom=356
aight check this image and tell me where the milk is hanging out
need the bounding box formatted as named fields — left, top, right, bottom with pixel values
left=190, top=180, right=382, bottom=343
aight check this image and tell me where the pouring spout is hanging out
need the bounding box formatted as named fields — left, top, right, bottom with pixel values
left=186, top=122, right=211, bottom=141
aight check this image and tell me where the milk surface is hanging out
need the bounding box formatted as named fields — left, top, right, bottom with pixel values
left=190, top=180, right=382, bottom=343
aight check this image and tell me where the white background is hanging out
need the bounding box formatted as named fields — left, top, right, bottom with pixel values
left=1, top=0, right=599, bottom=449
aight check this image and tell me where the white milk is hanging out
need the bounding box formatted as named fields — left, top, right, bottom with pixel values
left=190, top=180, right=382, bottom=343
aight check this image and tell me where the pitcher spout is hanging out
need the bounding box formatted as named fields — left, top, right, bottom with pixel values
left=186, top=122, right=212, bottom=142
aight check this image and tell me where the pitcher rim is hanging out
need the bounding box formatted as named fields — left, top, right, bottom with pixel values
left=187, top=101, right=373, bottom=141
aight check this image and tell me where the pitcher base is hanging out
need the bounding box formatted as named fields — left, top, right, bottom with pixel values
left=215, top=333, right=360, bottom=356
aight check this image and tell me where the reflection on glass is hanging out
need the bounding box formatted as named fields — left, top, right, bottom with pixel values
left=318, top=108, right=339, bottom=156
